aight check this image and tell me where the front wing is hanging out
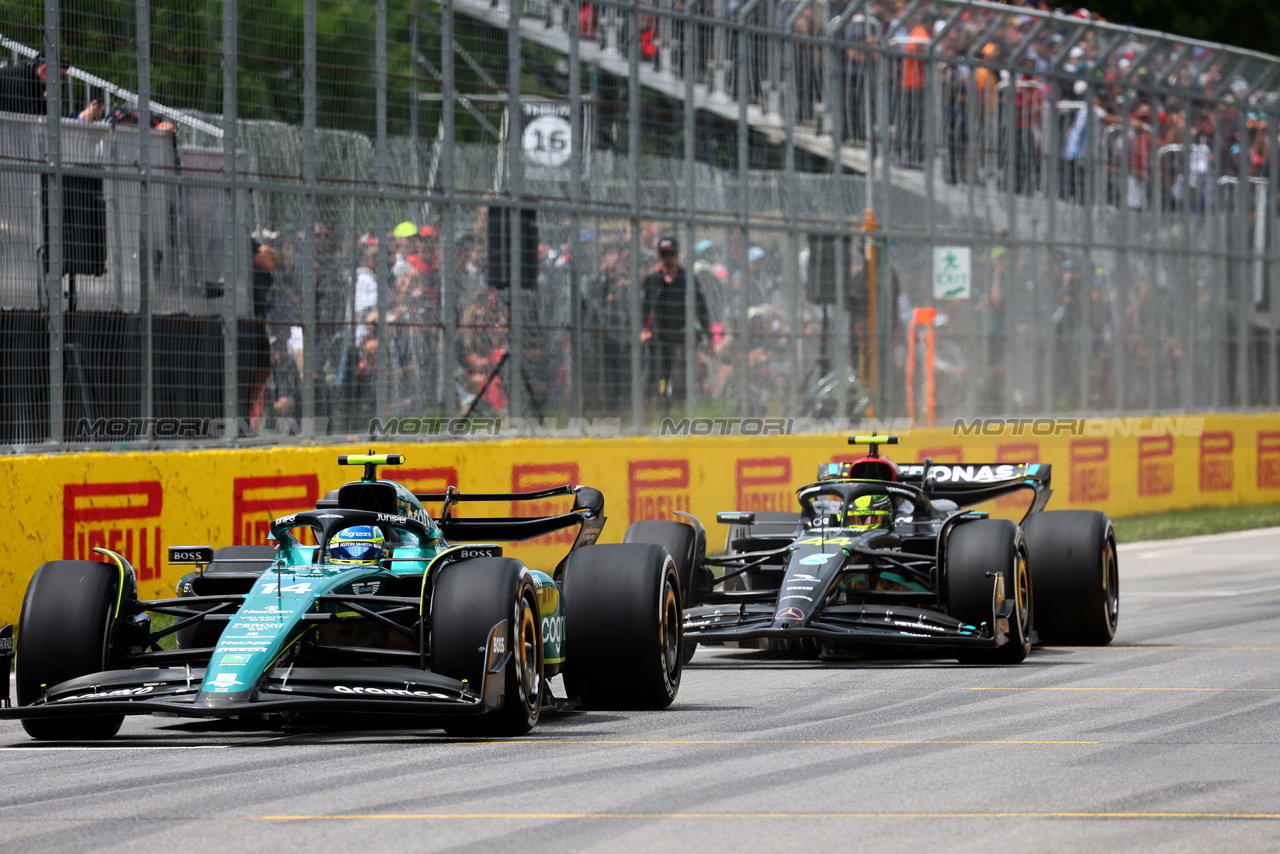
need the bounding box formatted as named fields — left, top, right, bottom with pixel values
left=684, top=603, right=1009, bottom=649
left=0, top=624, right=510, bottom=723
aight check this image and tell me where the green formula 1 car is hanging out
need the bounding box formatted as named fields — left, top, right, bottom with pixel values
left=0, top=454, right=683, bottom=739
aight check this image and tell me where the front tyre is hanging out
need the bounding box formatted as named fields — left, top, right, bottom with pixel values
left=562, top=543, right=682, bottom=710
left=1022, top=510, right=1119, bottom=645
left=946, top=520, right=1032, bottom=665
left=15, top=560, right=125, bottom=740
left=432, top=558, right=543, bottom=737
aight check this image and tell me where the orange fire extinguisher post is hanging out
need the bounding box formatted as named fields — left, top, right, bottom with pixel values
left=905, top=307, right=937, bottom=427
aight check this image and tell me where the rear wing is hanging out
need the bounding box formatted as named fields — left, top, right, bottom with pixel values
left=416, top=485, right=606, bottom=550
left=898, top=462, right=1053, bottom=515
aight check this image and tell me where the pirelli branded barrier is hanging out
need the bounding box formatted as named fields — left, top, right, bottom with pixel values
left=3, top=412, right=1280, bottom=624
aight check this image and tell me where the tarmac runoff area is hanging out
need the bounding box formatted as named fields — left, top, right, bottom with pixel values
left=2, top=527, right=1279, bottom=853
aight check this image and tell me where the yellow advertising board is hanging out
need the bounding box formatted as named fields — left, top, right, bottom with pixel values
left=3, top=412, right=1280, bottom=625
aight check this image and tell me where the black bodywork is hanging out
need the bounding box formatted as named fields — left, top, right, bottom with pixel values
left=680, top=455, right=1053, bottom=655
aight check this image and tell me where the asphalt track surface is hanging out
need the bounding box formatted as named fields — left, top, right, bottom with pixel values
left=2, top=528, right=1279, bottom=853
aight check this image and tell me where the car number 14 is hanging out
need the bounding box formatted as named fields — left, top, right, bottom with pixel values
left=260, top=581, right=314, bottom=595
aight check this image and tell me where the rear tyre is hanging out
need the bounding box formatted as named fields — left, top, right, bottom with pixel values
left=623, top=520, right=703, bottom=663
left=946, top=520, right=1032, bottom=665
left=15, top=560, right=125, bottom=740
left=1022, top=510, right=1118, bottom=646
left=432, top=558, right=542, bottom=737
left=561, top=544, right=682, bottom=710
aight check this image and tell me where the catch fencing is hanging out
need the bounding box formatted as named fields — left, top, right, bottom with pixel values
left=2, top=0, right=1279, bottom=448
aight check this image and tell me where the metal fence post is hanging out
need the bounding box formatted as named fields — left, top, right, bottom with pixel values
left=507, top=0, right=525, bottom=419
left=302, top=0, right=317, bottom=432
left=736, top=0, right=757, bottom=418
left=569, top=0, right=584, bottom=420
left=1178, top=94, right=1195, bottom=411
left=222, top=0, right=239, bottom=427
left=137, top=0, right=154, bottom=424
left=44, top=0, right=63, bottom=443
left=782, top=12, right=799, bottom=417
left=1115, top=86, right=1134, bottom=412
left=875, top=33, right=892, bottom=415
left=1235, top=87, right=1250, bottom=407
left=827, top=15, right=848, bottom=425
left=375, top=0, right=390, bottom=422
left=441, top=0, right=456, bottom=418
left=684, top=0, right=697, bottom=420
left=629, top=4, right=643, bottom=430
left=1271, top=108, right=1280, bottom=408
left=1209, top=99, right=1225, bottom=408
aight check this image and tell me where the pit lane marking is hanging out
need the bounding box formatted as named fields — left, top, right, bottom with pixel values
left=3, top=745, right=228, bottom=750
left=1042, top=645, right=1280, bottom=650
left=1132, top=546, right=1193, bottom=559
left=1124, top=585, right=1280, bottom=597
left=1118, top=527, right=1280, bottom=550
left=510, top=739, right=1099, bottom=745
left=243, top=811, right=1280, bottom=820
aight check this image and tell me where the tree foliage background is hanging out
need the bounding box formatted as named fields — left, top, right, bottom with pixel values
left=1085, top=0, right=1279, bottom=58
left=1, top=0, right=523, bottom=142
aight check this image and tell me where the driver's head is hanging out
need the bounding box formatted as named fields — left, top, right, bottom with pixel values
left=846, top=494, right=893, bottom=531
left=328, top=525, right=386, bottom=565
left=33, top=50, right=69, bottom=83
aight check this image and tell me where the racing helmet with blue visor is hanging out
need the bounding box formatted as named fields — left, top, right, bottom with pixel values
left=328, top=525, right=386, bottom=565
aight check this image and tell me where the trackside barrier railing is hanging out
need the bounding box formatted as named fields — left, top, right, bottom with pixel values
left=2, top=0, right=1280, bottom=449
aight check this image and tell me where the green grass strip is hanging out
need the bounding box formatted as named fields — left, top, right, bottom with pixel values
left=1113, top=503, right=1280, bottom=544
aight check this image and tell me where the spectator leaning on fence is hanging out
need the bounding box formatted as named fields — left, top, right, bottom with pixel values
left=0, top=51, right=100, bottom=120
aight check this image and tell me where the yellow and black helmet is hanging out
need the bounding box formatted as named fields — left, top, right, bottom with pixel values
left=845, top=494, right=893, bottom=531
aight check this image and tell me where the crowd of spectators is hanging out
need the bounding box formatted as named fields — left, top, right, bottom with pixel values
left=575, top=0, right=1275, bottom=213
left=10, top=4, right=1268, bottom=425
left=244, top=217, right=860, bottom=427
left=241, top=209, right=1232, bottom=427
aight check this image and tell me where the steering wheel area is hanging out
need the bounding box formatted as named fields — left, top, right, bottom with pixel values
left=796, top=480, right=932, bottom=528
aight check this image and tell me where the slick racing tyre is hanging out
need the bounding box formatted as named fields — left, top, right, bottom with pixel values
left=623, top=520, right=703, bottom=663
left=1022, top=510, right=1119, bottom=646
left=946, top=520, right=1032, bottom=665
left=432, top=558, right=543, bottom=737
left=16, top=560, right=126, bottom=740
left=561, top=544, right=682, bottom=710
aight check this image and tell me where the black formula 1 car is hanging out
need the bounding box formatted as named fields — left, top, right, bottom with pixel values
left=624, top=436, right=1119, bottom=664
left=0, top=454, right=683, bottom=740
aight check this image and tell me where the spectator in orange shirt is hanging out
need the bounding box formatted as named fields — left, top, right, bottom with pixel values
left=899, top=24, right=929, bottom=166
